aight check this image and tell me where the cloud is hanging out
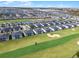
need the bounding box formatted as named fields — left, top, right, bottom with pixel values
left=46, top=3, right=73, bottom=8
left=0, top=1, right=74, bottom=8
left=0, top=1, right=32, bottom=7
left=0, top=1, right=13, bottom=5
left=19, top=1, right=32, bottom=7
left=54, top=3, right=73, bottom=8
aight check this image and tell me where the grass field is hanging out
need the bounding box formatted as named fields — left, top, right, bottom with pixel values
left=0, top=18, right=38, bottom=24
left=0, top=33, right=79, bottom=57
left=0, top=18, right=50, bottom=24
left=0, top=19, right=79, bottom=58
left=23, top=38, right=79, bottom=58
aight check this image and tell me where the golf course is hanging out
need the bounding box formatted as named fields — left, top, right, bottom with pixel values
left=0, top=19, right=79, bottom=58
left=0, top=1, right=79, bottom=58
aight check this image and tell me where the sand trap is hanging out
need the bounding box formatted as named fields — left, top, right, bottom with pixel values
left=47, top=33, right=61, bottom=38
left=72, top=28, right=76, bottom=31
left=77, top=41, right=79, bottom=45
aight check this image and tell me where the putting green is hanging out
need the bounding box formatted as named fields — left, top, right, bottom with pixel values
left=0, top=33, right=79, bottom=58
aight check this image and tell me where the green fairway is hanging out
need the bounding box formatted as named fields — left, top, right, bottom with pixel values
left=0, top=18, right=50, bottom=24
left=24, top=37, right=79, bottom=58
left=0, top=33, right=79, bottom=58
left=0, top=18, right=38, bottom=24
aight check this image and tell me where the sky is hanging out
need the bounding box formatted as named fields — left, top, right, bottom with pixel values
left=0, top=1, right=79, bottom=8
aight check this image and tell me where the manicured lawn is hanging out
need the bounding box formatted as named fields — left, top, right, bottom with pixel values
left=24, top=38, right=79, bottom=58
left=0, top=33, right=79, bottom=58
left=0, top=18, right=37, bottom=24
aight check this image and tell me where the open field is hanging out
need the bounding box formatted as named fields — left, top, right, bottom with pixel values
left=0, top=18, right=50, bottom=24
left=0, top=19, right=32, bottom=24
left=0, top=33, right=79, bottom=57
left=22, top=37, right=79, bottom=58
left=0, top=18, right=40, bottom=24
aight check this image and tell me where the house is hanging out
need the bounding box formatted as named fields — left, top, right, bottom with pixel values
left=24, top=29, right=34, bottom=36
left=0, top=34, right=9, bottom=41
left=11, top=31, right=23, bottom=40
